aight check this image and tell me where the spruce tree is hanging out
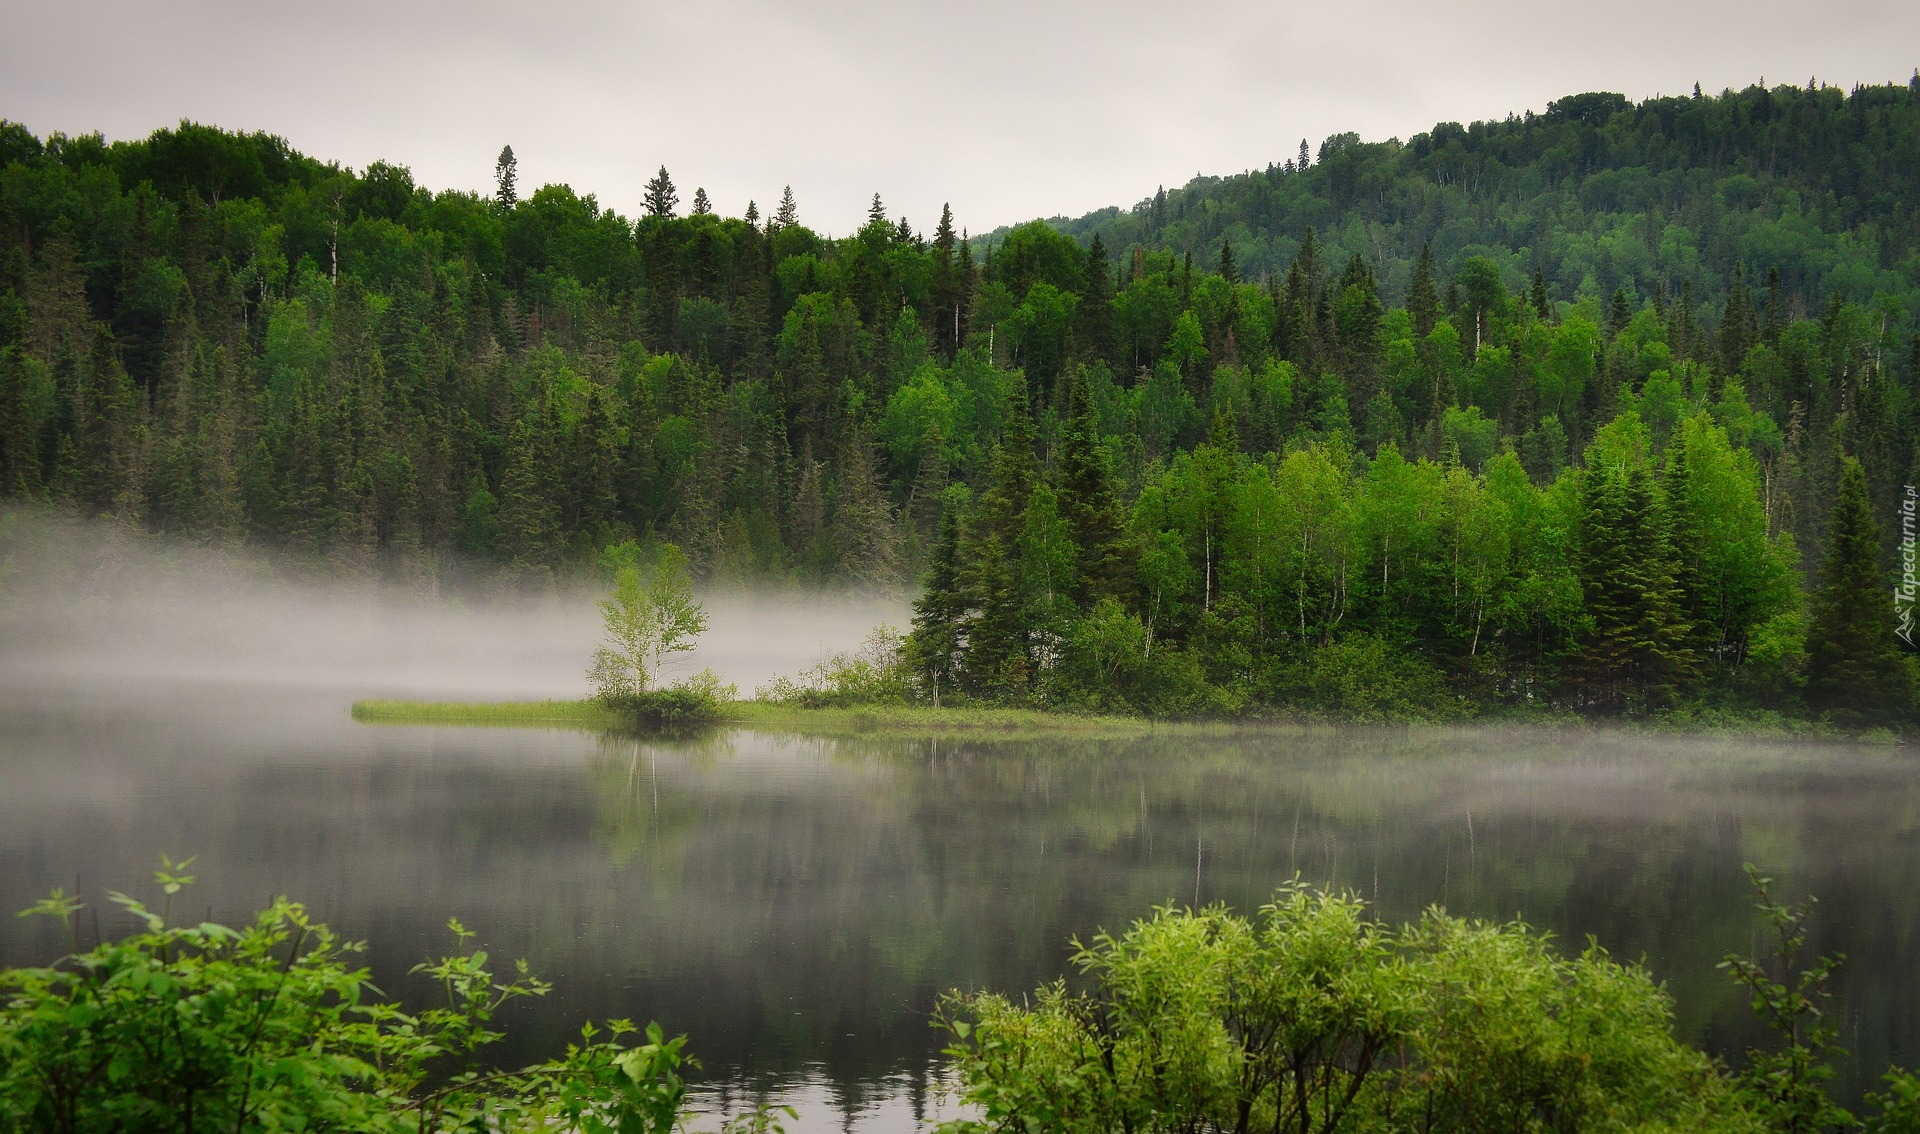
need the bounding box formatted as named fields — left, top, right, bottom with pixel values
left=744, top=200, right=759, bottom=225
left=1806, top=458, right=1910, bottom=725
left=494, top=146, right=517, bottom=209
left=1218, top=238, right=1239, bottom=285
left=1529, top=269, right=1552, bottom=321
left=1408, top=243, right=1440, bottom=340
left=643, top=166, right=678, bottom=218
left=691, top=187, right=712, bottom=215
left=1571, top=454, right=1698, bottom=714
left=867, top=193, right=886, bottom=227
left=1056, top=370, right=1133, bottom=607
left=830, top=427, right=899, bottom=590
left=931, top=204, right=961, bottom=357
left=906, top=500, right=968, bottom=705
left=774, top=186, right=798, bottom=229
left=961, top=385, right=1039, bottom=697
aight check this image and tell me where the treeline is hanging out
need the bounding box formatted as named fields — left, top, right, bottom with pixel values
left=1044, top=77, right=1920, bottom=318
left=0, top=85, right=1914, bottom=720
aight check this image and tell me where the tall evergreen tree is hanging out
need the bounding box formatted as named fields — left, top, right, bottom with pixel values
left=1806, top=458, right=1911, bottom=725
left=643, top=166, right=678, bottom=218
left=1570, top=446, right=1698, bottom=714
left=906, top=499, right=968, bottom=705
left=1408, top=243, right=1440, bottom=340
left=773, top=186, right=797, bottom=229
left=494, top=146, right=517, bottom=209
left=1218, top=239, right=1239, bottom=285
left=690, top=187, right=711, bottom=215
left=1055, top=370, right=1133, bottom=607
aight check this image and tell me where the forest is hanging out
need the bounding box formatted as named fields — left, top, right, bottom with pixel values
left=0, top=76, right=1916, bottom=723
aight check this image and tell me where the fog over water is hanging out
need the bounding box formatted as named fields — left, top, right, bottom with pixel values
left=4, top=511, right=1920, bottom=1131
left=0, top=511, right=908, bottom=700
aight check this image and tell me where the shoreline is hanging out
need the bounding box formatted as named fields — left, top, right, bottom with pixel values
left=348, top=698, right=1902, bottom=743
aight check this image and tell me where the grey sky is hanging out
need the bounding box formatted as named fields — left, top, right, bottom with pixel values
left=3, top=0, right=1916, bottom=236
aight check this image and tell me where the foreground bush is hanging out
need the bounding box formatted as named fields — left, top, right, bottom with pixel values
left=606, top=668, right=737, bottom=729
left=0, top=860, right=702, bottom=1134
left=938, top=883, right=1756, bottom=1134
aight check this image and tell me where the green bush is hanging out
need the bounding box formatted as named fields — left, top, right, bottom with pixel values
left=936, top=882, right=1757, bottom=1134
left=756, top=626, right=916, bottom=707
left=0, top=860, right=702, bottom=1134
left=612, top=668, right=736, bottom=729
left=1053, top=599, right=1219, bottom=717
left=1266, top=634, right=1469, bottom=723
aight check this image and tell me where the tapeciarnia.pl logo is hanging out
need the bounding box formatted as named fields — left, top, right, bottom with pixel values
left=1899, top=485, right=1917, bottom=647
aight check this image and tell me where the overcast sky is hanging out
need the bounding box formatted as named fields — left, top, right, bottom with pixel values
left=3, top=0, right=1916, bottom=236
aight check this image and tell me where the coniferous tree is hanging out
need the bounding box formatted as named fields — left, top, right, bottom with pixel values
left=962, top=385, right=1038, bottom=696
left=867, top=194, right=886, bottom=227
left=690, top=187, right=711, bottom=216
left=1529, top=269, right=1552, bottom=321
left=1806, top=458, right=1910, bottom=725
left=830, top=427, right=899, bottom=589
left=643, top=166, right=679, bottom=218
left=1571, top=444, right=1698, bottom=714
left=773, top=186, right=797, bottom=229
left=906, top=499, right=968, bottom=705
left=1218, top=239, right=1239, bottom=285
left=1408, top=243, right=1440, bottom=340
left=744, top=200, right=759, bottom=225
left=1055, top=370, right=1133, bottom=607
left=494, top=146, right=517, bottom=209
left=931, top=204, right=962, bottom=357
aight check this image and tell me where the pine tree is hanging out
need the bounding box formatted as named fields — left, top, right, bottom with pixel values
left=906, top=499, right=968, bottom=706
left=1719, top=264, right=1756, bottom=376
left=961, top=385, right=1039, bottom=697
left=830, top=427, right=899, bottom=589
left=1806, top=458, right=1910, bottom=725
left=643, top=166, right=679, bottom=218
left=691, top=187, right=712, bottom=215
left=1056, top=369, right=1134, bottom=607
left=931, top=204, right=962, bottom=357
left=1080, top=232, right=1116, bottom=367
left=774, top=186, right=798, bottom=229
left=1570, top=454, right=1698, bottom=714
left=1298, top=138, right=1311, bottom=169
left=744, top=200, right=759, bottom=225
left=1218, top=238, right=1239, bottom=285
left=867, top=193, right=886, bottom=227
left=494, top=146, right=517, bottom=209
left=1607, top=288, right=1632, bottom=336
left=1408, top=243, right=1440, bottom=340
left=1529, top=269, right=1553, bottom=321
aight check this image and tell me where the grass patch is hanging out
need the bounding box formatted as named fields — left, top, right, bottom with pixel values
left=350, top=697, right=1195, bottom=738
left=350, top=699, right=627, bottom=729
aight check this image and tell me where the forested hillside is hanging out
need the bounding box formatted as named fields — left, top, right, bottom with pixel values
left=0, top=78, right=1915, bottom=720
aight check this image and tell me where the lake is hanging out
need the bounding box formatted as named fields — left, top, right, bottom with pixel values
left=2, top=682, right=1917, bottom=1131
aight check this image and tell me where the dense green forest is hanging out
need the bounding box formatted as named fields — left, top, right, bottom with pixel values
left=0, top=77, right=1915, bottom=722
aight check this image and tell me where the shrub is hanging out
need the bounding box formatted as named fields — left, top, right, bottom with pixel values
left=756, top=626, right=915, bottom=707
left=936, top=882, right=1757, bottom=1134
left=0, top=860, right=701, bottom=1134
left=1267, top=634, right=1468, bottom=722
left=615, top=668, right=736, bottom=729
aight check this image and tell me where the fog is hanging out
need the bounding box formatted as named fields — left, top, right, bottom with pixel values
left=0, top=510, right=908, bottom=702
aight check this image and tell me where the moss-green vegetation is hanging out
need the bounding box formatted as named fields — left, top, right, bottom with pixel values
left=352, top=696, right=1181, bottom=739
left=350, top=699, right=627, bottom=729
left=0, top=861, right=707, bottom=1133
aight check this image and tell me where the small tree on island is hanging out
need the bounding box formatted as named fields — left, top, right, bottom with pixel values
left=589, top=543, right=708, bottom=704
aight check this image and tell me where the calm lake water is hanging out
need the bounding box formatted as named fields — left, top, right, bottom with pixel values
left=3, top=683, right=1918, bottom=1129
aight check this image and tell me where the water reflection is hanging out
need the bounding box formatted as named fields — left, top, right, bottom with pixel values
left=2, top=686, right=1917, bottom=1126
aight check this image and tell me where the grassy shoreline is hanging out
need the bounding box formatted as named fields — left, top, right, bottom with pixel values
left=353, top=697, right=1198, bottom=737
left=349, top=697, right=1901, bottom=743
